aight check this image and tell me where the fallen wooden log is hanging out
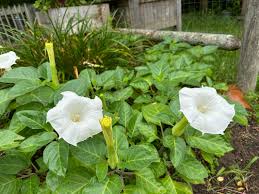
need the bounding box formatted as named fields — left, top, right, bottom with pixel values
left=117, top=28, right=241, bottom=50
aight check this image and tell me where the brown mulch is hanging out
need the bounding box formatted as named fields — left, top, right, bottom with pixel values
left=193, top=119, right=259, bottom=194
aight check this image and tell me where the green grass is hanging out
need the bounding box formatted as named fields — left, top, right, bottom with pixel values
left=182, top=13, right=243, bottom=83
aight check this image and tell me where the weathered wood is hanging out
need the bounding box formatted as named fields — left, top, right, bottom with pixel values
left=118, top=28, right=241, bottom=50
left=241, top=0, right=248, bottom=16
left=176, top=0, right=182, bottom=31
left=200, top=0, right=208, bottom=13
left=237, top=0, right=259, bottom=92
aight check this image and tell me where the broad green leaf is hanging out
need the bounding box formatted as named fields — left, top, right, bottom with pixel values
left=142, top=103, right=175, bottom=126
left=113, top=125, right=129, bottom=155
left=134, top=94, right=152, bottom=104
left=167, top=136, right=187, bottom=167
left=20, top=175, right=40, bottom=194
left=56, top=167, right=92, bottom=194
left=169, top=98, right=182, bottom=120
left=110, top=87, right=134, bottom=102
left=233, top=102, right=248, bottom=126
left=70, top=136, right=106, bottom=165
left=54, top=78, right=89, bottom=104
left=38, top=62, right=52, bottom=81
left=130, top=78, right=150, bottom=92
left=8, top=80, right=42, bottom=99
left=96, top=70, right=115, bottom=88
left=0, top=130, right=24, bottom=151
left=83, top=174, right=123, bottom=194
left=127, top=110, right=143, bottom=137
left=135, top=168, right=166, bottom=194
left=43, top=140, right=69, bottom=176
left=137, top=122, right=158, bottom=143
left=37, top=183, right=52, bottom=194
left=0, top=67, right=39, bottom=83
left=35, top=157, right=48, bottom=173
left=19, top=132, right=57, bottom=153
left=202, top=45, right=218, bottom=55
left=0, top=174, right=21, bottom=194
left=0, top=88, right=11, bottom=116
left=173, top=181, right=193, bottom=194
left=46, top=171, right=64, bottom=192
left=0, top=152, right=30, bottom=174
left=119, top=145, right=159, bottom=170
left=8, top=113, right=27, bottom=133
left=160, top=175, right=177, bottom=194
left=148, top=61, right=170, bottom=81
left=175, top=154, right=208, bottom=183
left=79, top=68, right=96, bottom=87
left=118, top=101, right=133, bottom=128
left=16, top=110, right=48, bottom=130
left=96, top=162, right=108, bottom=182
left=150, top=161, right=166, bottom=178
left=16, top=86, right=54, bottom=106
left=186, top=134, right=233, bottom=156
left=123, top=185, right=147, bottom=194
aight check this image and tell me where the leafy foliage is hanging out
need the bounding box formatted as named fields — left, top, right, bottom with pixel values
left=0, top=39, right=247, bottom=193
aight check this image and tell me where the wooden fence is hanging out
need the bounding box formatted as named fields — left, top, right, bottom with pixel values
left=0, top=4, right=34, bottom=42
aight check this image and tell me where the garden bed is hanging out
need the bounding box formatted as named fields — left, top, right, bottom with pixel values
left=193, top=118, right=259, bottom=194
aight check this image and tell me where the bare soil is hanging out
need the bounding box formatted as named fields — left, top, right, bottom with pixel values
left=193, top=119, right=259, bottom=194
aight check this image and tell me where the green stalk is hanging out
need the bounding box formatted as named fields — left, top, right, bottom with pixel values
left=45, top=42, right=59, bottom=88
left=100, top=116, right=118, bottom=169
left=172, top=116, right=189, bottom=136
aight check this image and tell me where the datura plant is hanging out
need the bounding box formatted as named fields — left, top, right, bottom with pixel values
left=0, top=41, right=248, bottom=194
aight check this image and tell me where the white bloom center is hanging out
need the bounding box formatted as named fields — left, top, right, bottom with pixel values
left=179, top=87, right=235, bottom=134
left=71, top=113, right=81, bottom=122
left=46, top=91, right=103, bottom=146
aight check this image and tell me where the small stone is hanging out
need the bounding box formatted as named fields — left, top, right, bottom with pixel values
left=236, top=180, right=243, bottom=187
left=237, top=187, right=245, bottom=191
left=217, top=176, right=224, bottom=182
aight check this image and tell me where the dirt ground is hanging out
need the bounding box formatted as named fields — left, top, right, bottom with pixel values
left=193, top=119, right=259, bottom=194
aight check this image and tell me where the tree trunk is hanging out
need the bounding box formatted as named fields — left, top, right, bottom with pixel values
left=237, top=0, right=259, bottom=92
left=118, top=28, right=241, bottom=50
left=241, top=0, right=248, bottom=16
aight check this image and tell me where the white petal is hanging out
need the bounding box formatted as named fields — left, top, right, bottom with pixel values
left=47, top=91, right=103, bottom=145
left=0, top=51, right=19, bottom=70
left=179, top=87, right=235, bottom=134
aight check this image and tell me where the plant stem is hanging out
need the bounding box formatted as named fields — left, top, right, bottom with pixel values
left=45, top=42, right=59, bottom=88
left=172, top=116, right=188, bottom=136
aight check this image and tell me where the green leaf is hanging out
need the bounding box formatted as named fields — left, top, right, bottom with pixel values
left=16, top=86, right=54, bottom=106
left=56, top=167, right=92, bottom=194
left=233, top=102, right=248, bottom=126
left=169, top=98, right=182, bottom=120
left=119, top=145, right=160, bottom=170
left=83, top=174, right=123, bottom=194
left=148, top=61, right=170, bottom=81
left=46, top=171, right=64, bottom=192
left=0, top=174, right=21, bottom=194
left=43, top=140, right=69, bottom=176
left=134, top=94, right=152, bottom=104
left=130, top=78, right=150, bottom=92
left=8, top=112, right=26, bottom=133
left=16, top=110, right=48, bottom=130
left=128, top=110, right=143, bottom=137
left=160, top=175, right=177, bottom=194
left=150, top=161, right=166, bottom=178
left=118, top=101, right=133, bottom=128
left=135, top=168, right=166, bottom=194
left=202, top=45, right=218, bottom=55
left=20, top=175, right=40, bottom=194
left=110, top=87, right=134, bottom=102
left=54, top=78, right=89, bottom=104
left=165, top=136, right=187, bottom=167
left=142, top=103, right=175, bottom=126
left=0, top=152, right=30, bottom=174
left=0, top=67, right=39, bottom=83
left=79, top=68, right=96, bottom=87
left=113, top=125, right=129, bottom=155
left=38, top=62, right=52, bottom=81
left=123, top=185, right=147, bottom=194
left=70, top=136, right=106, bottom=165
left=186, top=134, right=233, bottom=156
left=19, top=132, right=57, bottom=153
left=137, top=122, right=158, bottom=143
left=0, top=88, right=11, bottom=116
left=173, top=181, right=193, bottom=194
left=96, top=162, right=108, bottom=182
left=175, top=154, right=208, bottom=183
left=8, top=80, right=42, bottom=99
left=0, top=130, right=24, bottom=151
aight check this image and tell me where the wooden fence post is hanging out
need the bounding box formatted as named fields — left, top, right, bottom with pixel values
left=237, top=0, right=259, bottom=92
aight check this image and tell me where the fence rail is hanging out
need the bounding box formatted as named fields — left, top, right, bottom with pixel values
left=0, top=3, right=34, bottom=43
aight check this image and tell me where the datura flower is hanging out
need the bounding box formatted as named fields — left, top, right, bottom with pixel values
left=179, top=87, right=235, bottom=134
left=0, top=51, right=19, bottom=70
left=47, top=91, right=103, bottom=146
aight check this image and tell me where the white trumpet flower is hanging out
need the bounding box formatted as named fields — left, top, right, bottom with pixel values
left=0, top=51, right=19, bottom=70
left=179, top=87, right=235, bottom=134
left=47, top=91, right=103, bottom=146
